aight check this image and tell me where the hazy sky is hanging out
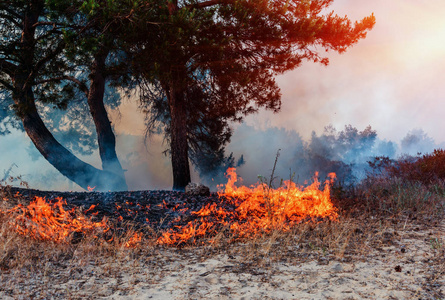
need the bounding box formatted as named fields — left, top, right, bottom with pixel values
left=247, top=0, right=445, bottom=142
left=116, top=0, right=445, bottom=141
left=105, top=0, right=445, bottom=189
left=2, top=0, right=445, bottom=190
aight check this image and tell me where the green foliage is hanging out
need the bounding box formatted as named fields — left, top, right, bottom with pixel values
left=80, top=0, right=101, bottom=14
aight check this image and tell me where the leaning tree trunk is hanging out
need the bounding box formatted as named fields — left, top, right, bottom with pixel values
left=13, top=87, right=126, bottom=191
left=87, top=50, right=128, bottom=191
left=167, top=81, right=191, bottom=190
left=7, top=0, right=127, bottom=191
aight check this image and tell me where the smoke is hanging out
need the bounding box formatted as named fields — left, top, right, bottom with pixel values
left=116, top=133, right=174, bottom=191
left=221, top=123, right=441, bottom=188
left=2, top=1, right=445, bottom=191
left=0, top=129, right=174, bottom=191
left=245, top=0, right=445, bottom=144
left=0, top=129, right=73, bottom=190
left=0, top=90, right=442, bottom=192
left=0, top=120, right=442, bottom=191
left=400, top=129, right=437, bottom=156
left=223, top=125, right=305, bottom=186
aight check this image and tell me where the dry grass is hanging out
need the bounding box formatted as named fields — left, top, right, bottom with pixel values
left=0, top=173, right=444, bottom=299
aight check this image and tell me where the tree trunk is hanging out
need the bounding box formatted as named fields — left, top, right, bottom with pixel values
left=11, top=1, right=127, bottom=191
left=162, top=0, right=191, bottom=190
left=13, top=88, right=126, bottom=191
left=167, top=81, right=191, bottom=190
left=87, top=50, right=128, bottom=191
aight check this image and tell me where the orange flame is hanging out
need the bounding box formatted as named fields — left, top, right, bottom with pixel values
left=125, top=232, right=143, bottom=248
left=1, top=168, right=338, bottom=248
left=87, top=186, right=96, bottom=192
left=220, top=168, right=337, bottom=233
left=158, top=168, right=338, bottom=246
left=0, top=196, right=109, bottom=243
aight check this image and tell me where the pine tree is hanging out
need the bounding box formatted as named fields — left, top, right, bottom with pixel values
left=0, top=0, right=129, bottom=190
left=130, top=0, right=375, bottom=190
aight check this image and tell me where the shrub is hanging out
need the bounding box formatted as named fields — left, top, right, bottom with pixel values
left=384, top=149, right=445, bottom=185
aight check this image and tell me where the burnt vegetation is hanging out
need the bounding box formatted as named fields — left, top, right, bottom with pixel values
left=0, top=2, right=444, bottom=298
left=0, top=148, right=444, bottom=298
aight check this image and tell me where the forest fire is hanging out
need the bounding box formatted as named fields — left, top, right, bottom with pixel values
left=157, top=168, right=338, bottom=246
left=0, top=168, right=337, bottom=247
left=0, top=196, right=110, bottom=243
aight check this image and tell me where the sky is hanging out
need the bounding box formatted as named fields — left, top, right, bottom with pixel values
left=251, top=0, right=445, bottom=142
left=2, top=0, right=445, bottom=190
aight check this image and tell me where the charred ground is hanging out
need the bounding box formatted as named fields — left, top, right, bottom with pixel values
left=1, top=186, right=223, bottom=240
left=0, top=174, right=444, bottom=299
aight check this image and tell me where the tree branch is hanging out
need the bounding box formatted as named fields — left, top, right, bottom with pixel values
left=36, top=76, right=90, bottom=97
left=185, top=0, right=234, bottom=9
left=0, top=5, right=23, bottom=22
left=32, top=21, right=57, bottom=28
left=63, top=76, right=90, bottom=97
left=0, top=58, right=17, bottom=76
left=0, top=12, right=22, bottom=27
left=34, top=40, right=66, bottom=73
left=35, top=29, right=63, bottom=43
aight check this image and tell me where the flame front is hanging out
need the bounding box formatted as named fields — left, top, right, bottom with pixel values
left=0, top=168, right=338, bottom=247
left=1, top=196, right=109, bottom=243
left=158, top=168, right=338, bottom=246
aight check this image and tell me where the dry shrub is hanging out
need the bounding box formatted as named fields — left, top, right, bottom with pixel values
left=207, top=212, right=403, bottom=269
left=372, top=177, right=439, bottom=213
left=332, top=175, right=445, bottom=220
left=332, top=150, right=445, bottom=220
left=384, top=149, right=445, bottom=185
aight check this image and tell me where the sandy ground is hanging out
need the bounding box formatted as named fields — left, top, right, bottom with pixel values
left=0, top=221, right=443, bottom=300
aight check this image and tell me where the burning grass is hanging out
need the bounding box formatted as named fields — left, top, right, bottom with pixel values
left=0, top=168, right=444, bottom=298
left=0, top=167, right=444, bottom=251
left=0, top=168, right=338, bottom=248
left=1, top=196, right=109, bottom=243
left=158, top=168, right=337, bottom=246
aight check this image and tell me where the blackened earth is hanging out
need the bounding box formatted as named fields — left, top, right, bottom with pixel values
left=1, top=186, right=235, bottom=242
left=1, top=186, right=325, bottom=245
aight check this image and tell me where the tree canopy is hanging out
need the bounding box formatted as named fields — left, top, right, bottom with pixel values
left=0, top=0, right=128, bottom=190
left=128, top=0, right=375, bottom=189
left=0, top=0, right=375, bottom=191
